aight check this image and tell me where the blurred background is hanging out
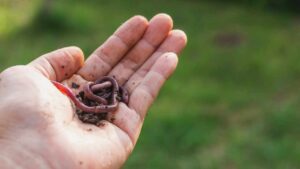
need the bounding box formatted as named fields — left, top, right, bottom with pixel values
left=1, top=0, right=300, bottom=168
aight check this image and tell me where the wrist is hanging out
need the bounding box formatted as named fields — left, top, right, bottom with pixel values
left=0, top=139, right=52, bottom=169
left=0, top=129, right=75, bottom=169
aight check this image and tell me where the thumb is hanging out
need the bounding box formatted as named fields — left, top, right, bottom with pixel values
left=28, top=46, right=84, bottom=81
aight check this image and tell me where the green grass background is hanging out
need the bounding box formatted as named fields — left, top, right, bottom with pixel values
left=1, top=0, right=300, bottom=168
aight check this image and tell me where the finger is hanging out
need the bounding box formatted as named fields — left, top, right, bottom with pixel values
left=125, top=29, right=187, bottom=93
left=28, top=46, right=84, bottom=81
left=111, top=53, right=178, bottom=144
left=78, top=15, right=148, bottom=81
left=108, top=13, right=173, bottom=84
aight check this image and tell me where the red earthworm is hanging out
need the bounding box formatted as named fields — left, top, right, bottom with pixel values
left=51, top=81, right=117, bottom=113
left=83, top=82, right=108, bottom=105
left=119, top=86, right=129, bottom=104
left=91, top=81, right=111, bottom=92
left=96, top=76, right=119, bottom=105
left=51, top=76, right=129, bottom=115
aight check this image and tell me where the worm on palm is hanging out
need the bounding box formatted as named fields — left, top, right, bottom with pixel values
left=51, top=76, right=129, bottom=114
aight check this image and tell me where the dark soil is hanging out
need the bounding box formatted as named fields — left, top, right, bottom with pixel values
left=76, top=109, right=108, bottom=126
left=71, top=82, right=80, bottom=89
left=75, top=91, right=109, bottom=126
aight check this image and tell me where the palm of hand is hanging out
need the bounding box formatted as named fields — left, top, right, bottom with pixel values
left=0, top=14, right=186, bottom=169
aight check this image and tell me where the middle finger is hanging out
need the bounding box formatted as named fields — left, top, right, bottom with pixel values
left=107, top=14, right=173, bottom=85
left=78, top=15, right=148, bottom=81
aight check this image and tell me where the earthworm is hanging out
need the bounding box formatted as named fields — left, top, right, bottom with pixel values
left=51, top=76, right=127, bottom=113
left=95, top=76, right=119, bottom=105
left=119, top=86, right=129, bottom=104
left=91, top=81, right=111, bottom=92
left=83, top=82, right=108, bottom=105
left=51, top=81, right=108, bottom=113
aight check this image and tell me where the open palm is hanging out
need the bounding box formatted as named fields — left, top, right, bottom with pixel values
left=0, top=14, right=186, bottom=169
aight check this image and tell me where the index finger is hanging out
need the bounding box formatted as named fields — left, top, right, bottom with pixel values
left=28, top=46, right=84, bottom=81
left=78, top=16, right=148, bottom=81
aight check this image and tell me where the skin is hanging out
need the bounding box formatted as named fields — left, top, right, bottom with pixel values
left=0, top=14, right=187, bottom=169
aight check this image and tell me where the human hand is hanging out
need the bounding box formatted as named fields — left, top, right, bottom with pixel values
left=0, top=14, right=187, bottom=169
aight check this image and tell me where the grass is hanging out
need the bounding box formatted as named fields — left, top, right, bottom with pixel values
left=1, top=0, right=300, bottom=168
